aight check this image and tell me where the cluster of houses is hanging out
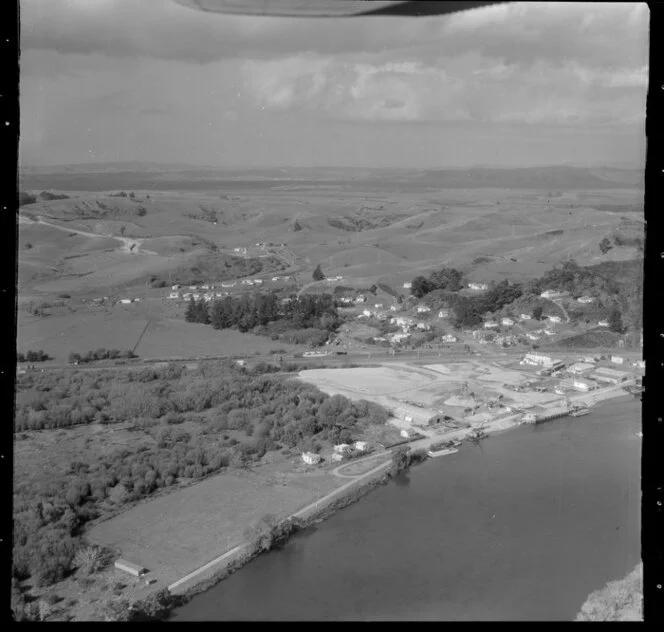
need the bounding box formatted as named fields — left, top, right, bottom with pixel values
left=468, top=282, right=489, bottom=291
left=301, top=441, right=370, bottom=465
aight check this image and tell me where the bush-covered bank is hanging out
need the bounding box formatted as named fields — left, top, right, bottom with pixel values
left=575, top=563, right=643, bottom=621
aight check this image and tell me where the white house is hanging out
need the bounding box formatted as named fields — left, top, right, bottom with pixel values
left=362, top=309, right=372, bottom=317
left=484, top=321, right=499, bottom=329
left=355, top=296, right=367, bottom=304
left=469, top=282, right=488, bottom=291
left=583, top=356, right=598, bottom=364
left=334, top=444, right=351, bottom=454
left=598, top=320, right=610, bottom=327
left=520, top=313, right=532, bottom=320
left=114, top=559, right=146, bottom=578
left=501, top=317, right=514, bottom=326
left=540, top=290, right=564, bottom=299
left=302, top=452, right=321, bottom=465
left=611, top=355, right=625, bottom=365
left=544, top=329, right=556, bottom=336
left=354, top=441, right=369, bottom=452
left=168, top=292, right=179, bottom=299
left=390, top=332, right=411, bottom=343
left=548, top=315, right=562, bottom=323
left=253, top=279, right=263, bottom=286
left=417, top=305, right=431, bottom=313
left=400, top=428, right=415, bottom=438
left=119, top=298, right=132, bottom=304
left=171, top=284, right=180, bottom=290
left=390, top=305, right=398, bottom=311
left=416, top=322, right=430, bottom=331
left=374, top=303, right=383, bottom=308
left=221, top=281, right=236, bottom=288
left=332, top=453, right=344, bottom=462
left=442, top=334, right=458, bottom=343
left=403, top=282, right=412, bottom=289
left=438, top=309, right=450, bottom=318
left=577, top=296, right=595, bottom=304
left=633, top=360, right=645, bottom=369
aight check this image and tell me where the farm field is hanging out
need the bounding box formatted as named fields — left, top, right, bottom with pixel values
left=86, top=463, right=342, bottom=588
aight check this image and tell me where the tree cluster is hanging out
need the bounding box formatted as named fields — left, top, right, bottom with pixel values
left=13, top=361, right=389, bottom=589
left=17, top=350, right=50, bottom=363
left=68, top=349, right=137, bottom=364
left=410, top=266, right=464, bottom=299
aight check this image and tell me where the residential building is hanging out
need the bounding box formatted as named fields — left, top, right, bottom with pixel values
left=302, top=452, right=321, bottom=465
left=548, top=315, right=562, bottom=323
left=597, top=320, right=610, bottom=327
left=114, top=559, right=146, bottom=578
left=442, top=334, right=458, bottom=343
left=544, top=329, right=556, bottom=336
left=633, top=360, right=645, bottom=369
left=171, top=284, right=180, bottom=290
left=438, top=309, right=450, bottom=318
left=119, top=298, right=132, bottom=304
left=354, top=441, right=369, bottom=452
left=334, top=444, right=351, bottom=454
left=583, top=356, right=598, bottom=364
left=390, top=305, right=398, bottom=311
left=374, top=303, right=383, bottom=308
left=168, top=292, right=179, bottom=299
left=468, top=282, right=488, bottom=291
left=400, top=428, right=414, bottom=438
left=403, top=282, right=412, bottom=289
left=611, top=355, right=624, bottom=365
left=577, top=296, right=595, bottom=304
left=253, top=279, right=263, bottom=285
left=417, top=305, right=431, bottom=313
left=520, top=313, right=532, bottom=320
left=540, top=290, right=568, bottom=299
left=391, top=332, right=411, bottom=343
left=501, top=317, right=514, bottom=326
left=484, top=321, right=499, bottom=329
left=362, top=309, right=372, bottom=317
left=355, top=296, right=367, bottom=303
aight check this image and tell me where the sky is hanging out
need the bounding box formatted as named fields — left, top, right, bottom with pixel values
left=19, top=0, right=649, bottom=169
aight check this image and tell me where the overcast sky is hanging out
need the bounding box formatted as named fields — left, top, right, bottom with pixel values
left=19, top=0, right=648, bottom=168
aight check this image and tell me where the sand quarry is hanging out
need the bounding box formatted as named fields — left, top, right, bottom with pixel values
left=298, top=361, right=556, bottom=432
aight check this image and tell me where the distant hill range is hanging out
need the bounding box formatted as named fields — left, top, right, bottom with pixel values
left=19, top=163, right=644, bottom=191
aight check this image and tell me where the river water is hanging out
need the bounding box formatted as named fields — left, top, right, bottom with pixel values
left=170, top=397, right=641, bottom=621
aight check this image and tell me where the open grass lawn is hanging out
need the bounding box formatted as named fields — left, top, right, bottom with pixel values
left=86, top=463, right=341, bottom=587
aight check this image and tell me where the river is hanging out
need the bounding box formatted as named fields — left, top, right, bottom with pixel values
left=169, top=397, right=641, bottom=621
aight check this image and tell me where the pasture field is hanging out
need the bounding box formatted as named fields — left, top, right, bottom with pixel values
left=87, top=463, right=341, bottom=587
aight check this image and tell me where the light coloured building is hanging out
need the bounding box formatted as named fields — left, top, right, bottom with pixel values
left=521, top=353, right=554, bottom=368
left=526, top=333, right=540, bottom=341
left=520, top=313, right=532, bottom=320
left=597, top=320, right=610, bottom=327
left=168, top=292, right=179, bottom=299
left=416, top=322, right=430, bottom=330
left=484, top=321, right=499, bottom=329
left=577, top=296, right=595, bottom=304
left=417, top=305, right=431, bottom=313
left=611, top=355, right=624, bottom=365
left=334, top=444, right=351, bottom=454
left=354, top=441, right=369, bottom=452
left=568, top=362, right=595, bottom=375
left=119, top=298, right=132, bottom=304
left=548, top=315, right=562, bottom=323
left=302, top=452, right=321, bottom=465
left=469, top=282, right=488, bottom=291
left=633, top=360, right=645, bottom=369
left=114, top=559, right=146, bottom=577
left=442, top=334, right=458, bottom=343
left=501, top=317, right=514, bottom=326
left=592, top=367, right=630, bottom=384
left=572, top=378, right=595, bottom=392
left=438, top=309, right=450, bottom=318
left=403, top=282, right=412, bottom=289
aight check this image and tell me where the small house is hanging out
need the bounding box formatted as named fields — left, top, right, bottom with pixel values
left=168, top=292, right=179, bottom=299
left=302, top=452, right=321, bottom=465
left=417, top=305, right=431, bottom=313
left=611, top=355, right=624, bottom=365
left=362, top=309, right=372, bottom=317
left=597, top=320, right=610, bottom=327
left=403, top=282, right=412, bottom=289
left=390, top=305, right=398, bottom=311
left=501, top=317, right=514, bottom=326
left=520, top=313, right=532, bottom=320
left=374, top=303, right=383, bottom=308
left=334, top=444, right=351, bottom=454
left=119, top=298, right=132, bottom=304
left=442, top=334, right=458, bottom=343
left=416, top=322, right=430, bottom=330
left=400, top=428, right=412, bottom=438
left=526, top=333, right=540, bottom=341
left=438, top=310, right=450, bottom=318
left=577, top=296, right=595, bottom=304
left=548, top=315, right=562, bottom=323
left=484, top=321, right=498, bottom=329
left=354, top=441, right=369, bottom=452
left=633, top=360, right=645, bottom=369
left=171, top=284, right=180, bottom=290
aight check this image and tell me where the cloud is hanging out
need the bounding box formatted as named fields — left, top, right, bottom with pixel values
left=241, top=53, right=647, bottom=126
left=21, top=0, right=648, bottom=73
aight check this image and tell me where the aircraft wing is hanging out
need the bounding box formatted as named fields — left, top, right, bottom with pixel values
left=174, top=0, right=503, bottom=18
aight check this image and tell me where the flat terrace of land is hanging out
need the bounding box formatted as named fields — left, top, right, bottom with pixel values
left=86, top=462, right=342, bottom=589
left=297, top=361, right=557, bottom=430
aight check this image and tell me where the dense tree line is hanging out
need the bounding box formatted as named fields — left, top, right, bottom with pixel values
left=13, top=361, right=389, bottom=589
left=68, top=349, right=137, bottom=364
left=186, top=292, right=342, bottom=341
left=17, top=350, right=51, bottom=363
